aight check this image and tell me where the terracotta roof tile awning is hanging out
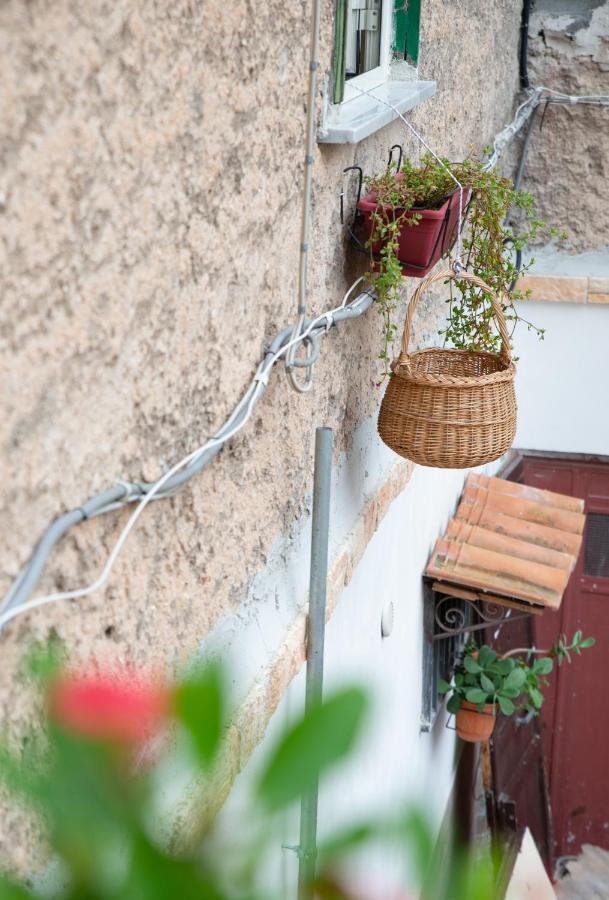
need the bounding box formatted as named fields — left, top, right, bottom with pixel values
left=426, top=473, right=585, bottom=611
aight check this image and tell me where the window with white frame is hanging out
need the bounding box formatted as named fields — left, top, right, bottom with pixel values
left=320, top=0, right=432, bottom=144
left=333, top=0, right=422, bottom=104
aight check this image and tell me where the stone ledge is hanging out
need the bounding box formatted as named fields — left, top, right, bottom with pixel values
left=317, top=80, right=437, bottom=144
left=517, top=274, right=609, bottom=305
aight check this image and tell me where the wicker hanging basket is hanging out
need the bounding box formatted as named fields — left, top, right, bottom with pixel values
left=378, top=269, right=517, bottom=469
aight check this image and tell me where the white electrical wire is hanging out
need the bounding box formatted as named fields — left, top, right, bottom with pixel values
left=485, top=86, right=609, bottom=171
left=484, top=88, right=543, bottom=171
left=535, top=86, right=609, bottom=105
left=0, top=280, right=372, bottom=634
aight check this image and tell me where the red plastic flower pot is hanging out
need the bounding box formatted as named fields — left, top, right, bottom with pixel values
left=356, top=187, right=471, bottom=277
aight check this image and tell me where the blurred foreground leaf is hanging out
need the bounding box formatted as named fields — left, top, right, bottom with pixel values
left=257, top=688, right=367, bottom=811
left=175, top=662, right=224, bottom=767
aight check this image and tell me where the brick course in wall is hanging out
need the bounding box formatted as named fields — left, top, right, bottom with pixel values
left=517, top=275, right=609, bottom=305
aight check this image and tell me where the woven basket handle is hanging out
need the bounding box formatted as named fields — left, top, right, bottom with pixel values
left=395, top=268, right=512, bottom=370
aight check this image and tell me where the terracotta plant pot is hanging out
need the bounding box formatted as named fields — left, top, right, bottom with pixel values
left=356, top=187, right=471, bottom=277
left=455, top=700, right=496, bottom=743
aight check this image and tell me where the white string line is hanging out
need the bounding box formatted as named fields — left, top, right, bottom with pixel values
left=348, top=82, right=609, bottom=243
left=349, top=84, right=466, bottom=269
left=0, top=280, right=371, bottom=634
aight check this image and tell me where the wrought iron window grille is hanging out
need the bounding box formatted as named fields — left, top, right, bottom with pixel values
left=420, top=578, right=537, bottom=732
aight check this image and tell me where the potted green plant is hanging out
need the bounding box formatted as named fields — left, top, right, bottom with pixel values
left=353, top=153, right=563, bottom=377
left=439, top=631, right=595, bottom=743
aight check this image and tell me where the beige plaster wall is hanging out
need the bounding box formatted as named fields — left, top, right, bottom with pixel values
left=521, top=0, right=609, bottom=252
left=0, top=0, right=521, bottom=862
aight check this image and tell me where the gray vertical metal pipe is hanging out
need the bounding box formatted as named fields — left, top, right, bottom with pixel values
left=297, top=426, right=333, bottom=899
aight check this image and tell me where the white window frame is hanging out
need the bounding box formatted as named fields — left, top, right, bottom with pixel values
left=342, top=0, right=393, bottom=104
left=318, top=0, right=436, bottom=144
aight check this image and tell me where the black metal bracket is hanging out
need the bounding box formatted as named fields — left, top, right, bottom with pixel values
left=341, top=153, right=473, bottom=275
left=388, top=143, right=403, bottom=171
left=340, top=144, right=404, bottom=226
left=340, top=165, right=363, bottom=225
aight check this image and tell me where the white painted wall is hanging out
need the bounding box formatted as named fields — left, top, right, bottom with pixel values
left=513, top=301, right=609, bottom=456
left=214, top=460, right=487, bottom=897
left=210, top=299, right=609, bottom=896
left=176, top=299, right=608, bottom=897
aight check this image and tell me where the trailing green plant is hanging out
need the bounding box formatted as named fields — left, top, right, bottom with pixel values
left=364, top=152, right=565, bottom=376
left=438, top=631, right=595, bottom=718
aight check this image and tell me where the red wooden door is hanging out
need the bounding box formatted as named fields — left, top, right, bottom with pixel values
left=519, top=455, right=609, bottom=862
left=486, top=610, right=553, bottom=874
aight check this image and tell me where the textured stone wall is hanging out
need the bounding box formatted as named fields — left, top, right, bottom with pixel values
left=521, top=0, right=609, bottom=252
left=0, top=0, right=522, bottom=865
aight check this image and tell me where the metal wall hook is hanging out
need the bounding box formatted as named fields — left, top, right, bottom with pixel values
left=341, top=165, right=363, bottom=224
left=539, top=97, right=552, bottom=131
left=387, top=143, right=403, bottom=171
left=502, top=236, right=523, bottom=292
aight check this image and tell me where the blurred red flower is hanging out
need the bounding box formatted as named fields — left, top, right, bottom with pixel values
left=49, top=671, right=171, bottom=748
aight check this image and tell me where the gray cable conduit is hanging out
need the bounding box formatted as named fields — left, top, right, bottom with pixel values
left=1, top=289, right=375, bottom=622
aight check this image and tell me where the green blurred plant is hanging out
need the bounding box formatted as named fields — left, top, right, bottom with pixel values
left=0, top=651, right=502, bottom=899
left=439, top=631, right=595, bottom=717
left=364, top=153, right=564, bottom=377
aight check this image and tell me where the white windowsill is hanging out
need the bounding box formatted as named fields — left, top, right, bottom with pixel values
left=318, top=79, right=436, bottom=145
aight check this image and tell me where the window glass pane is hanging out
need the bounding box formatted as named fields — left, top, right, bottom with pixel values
left=345, top=0, right=382, bottom=78
left=584, top=513, right=609, bottom=578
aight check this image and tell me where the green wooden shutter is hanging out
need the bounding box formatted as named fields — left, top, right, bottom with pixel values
left=393, top=0, right=421, bottom=66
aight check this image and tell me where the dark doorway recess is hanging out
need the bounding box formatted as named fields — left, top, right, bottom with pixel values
left=491, top=451, right=609, bottom=873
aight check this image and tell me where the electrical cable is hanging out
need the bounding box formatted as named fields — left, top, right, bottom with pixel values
left=0, top=282, right=375, bottom=632
left=519, top=0, right=533, bottom=90
left=4, top=79, right=609, bottom=634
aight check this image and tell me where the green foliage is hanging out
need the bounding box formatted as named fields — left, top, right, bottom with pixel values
left=257, top=688, right=366, bottom=811
left=22, top=637, right=65, bottom=682
left=364, top=153, right=563, bottom=376
left=439, top=632, right=594, bottom=719
left=0, top=874, right=31, bottom=900
left=0, top=657, right=509, bottom=899
left=553, top=629, right=596, bottom=664
left=174, top=662, right=224, bottom=767
left=316, top=806, right=498, bottom=900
